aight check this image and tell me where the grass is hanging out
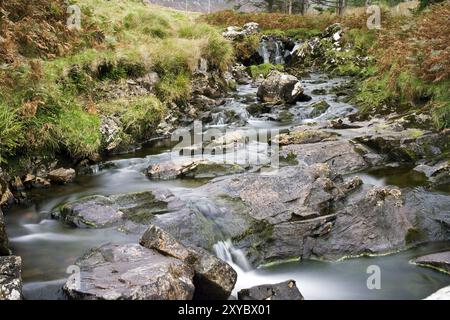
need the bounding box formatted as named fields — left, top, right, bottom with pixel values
left=0, top=0, right=234, bottom=163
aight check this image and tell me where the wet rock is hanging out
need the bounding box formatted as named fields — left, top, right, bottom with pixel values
left=189, top=246, right=237, bottom=300
left=425, top=286, right=450, bottom=300
left=281, top=140, right=369, bottom=174
left=238, top=280, right=303, bottom=300
left=257, top=70, right=304, bottom=104
left=414, top=251, right=450, bottom=274
left=140, top=224, right=192, bottom=261
left=139, top=225, right=237, bottom=300
left=0, top=256, right=22, bottom=300
left=56, top=191, right=168, bottom=229
left=32, top=176, right=51, bottom=189
left=277, top=129, right=336, bottom=146
left=301, top=186, right=415, bottom=260
left=64, top=243, right=195, bottom=300
left=0, top=208, right=10, bottom=256
left=354, top=129, right=448, bottom=163
left=48, top=168, right=76, bottom=184
left=414, top=161, right=449, bottom=187
left=147, top=158, right=244, bottom=180
left=309, top=100, right=330, bottom=118
left=231, top=63, right=251, bottom=84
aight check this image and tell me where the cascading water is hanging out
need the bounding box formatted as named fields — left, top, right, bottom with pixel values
left=213, top=239, right=252, bottom=272
left=259, top=41, right=271, bottom=64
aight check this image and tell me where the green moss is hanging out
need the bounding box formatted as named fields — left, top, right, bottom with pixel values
left=249, top=63, right=284, bottom=78
left=405, top=227, right=422, bottom=244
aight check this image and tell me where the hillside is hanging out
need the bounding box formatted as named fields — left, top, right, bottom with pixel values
left=0, top=0, right=233, bottom=168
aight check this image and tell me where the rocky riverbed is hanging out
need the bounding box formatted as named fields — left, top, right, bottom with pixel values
left=1, top=23, right=449, bottom=300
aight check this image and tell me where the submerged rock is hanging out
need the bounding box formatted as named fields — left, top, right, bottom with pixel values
left=0, top=256, right=22, bottom=300
left=238, top=280, right=303, bottom=300
left=414, top=251, right=450, bottom=274
left=309, top=100, right=330, bottom=118
left=64, top=243, right=195, bottom=300
left=257, top=70, right=305, bottom=104
left=48, top=168, right=76, bottom=184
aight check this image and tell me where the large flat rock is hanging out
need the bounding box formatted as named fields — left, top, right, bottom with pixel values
left=64, top=243, right=195, bottom=300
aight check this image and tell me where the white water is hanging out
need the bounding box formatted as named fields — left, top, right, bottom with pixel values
left=213, top=239, right=252, bottom=272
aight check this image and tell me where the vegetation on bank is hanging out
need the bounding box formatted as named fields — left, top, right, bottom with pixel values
left=0, top=0, right=233, bottom=164
left=204, top=2, right=450, bottom=129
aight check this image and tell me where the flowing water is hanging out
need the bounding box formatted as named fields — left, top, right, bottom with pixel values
left=4, top=73, right=450, bottom=300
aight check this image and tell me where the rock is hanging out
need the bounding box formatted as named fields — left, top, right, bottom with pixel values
left=147, top=157, right=245, bottom=180
left=222, top=22, right=259, bottom=41
left=281, top=140, right=370, bottom=174
left=354, top=128, right=448, bottom=163
left=56, top=191, right=169, bottom=229
left=64, top=243, right=195, bottom=300
left=0, top=256, right=22, bottom=300
left=140, top=225, right=237, bottom=300
left=140, top=225, right=192, bottom=262
left=48, top=168, right=76, bottom=184
left=413, top=251, right=450, bottom=274
left=238, top=280, right=303, bottom=300
left=277, top=130, right=336, bottom=146
left=414, top=161, right=450, bottom=187
left=32, top=176, right=51, bottom=188
left=189, top=246, right=237, bottom=300
left=257, top=70, right=304, bottom=104
left=309, top=100, right=330, bottom=118
left=135, top=71, right=160, bottom=92
left=425, top=286, right=450, bottom=300
left=301, top=186, right=415, bottom=260
left=100, top=116, right=124, bottom=154
left=0, top=208, right=10, bottom=256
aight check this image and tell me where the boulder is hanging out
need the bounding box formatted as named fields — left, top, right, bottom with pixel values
left=413, top=251, right=450, bottom=274
left=301, top=186, right=415, bottom=260
left=238, top=280, right=303, bottom=300
left=56, top=191, right=169, bottom=229
left=309, top=100, right=330, bottom=118
left=48, top=168, right=76, bottom=184
left=0, top=256, right=22, bottom=300
left=0, top=208, right=10, bottom=256
left=257, top=70, right=304, bottom=104
left=146, top=158, right=245, bottom=180
left=64, top=243, right=195, bottom=300
left=140, top=225, right=237, bottom=300
left=414, top=161, right=450, bottom=187
left=222, top=22, right=259, bottom=41
left=277, top=130, right=336, bottom=146
left=280, top=140, right=370, bottom=174
left=425, top=286, right=450, bottom=300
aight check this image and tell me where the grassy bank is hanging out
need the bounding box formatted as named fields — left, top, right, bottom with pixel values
left=0, top=0, right=233, bottom=165
left=205, top=3, right=450, bottom=130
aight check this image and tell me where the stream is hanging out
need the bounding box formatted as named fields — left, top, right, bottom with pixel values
left=5, top=73, right=450, bottom=300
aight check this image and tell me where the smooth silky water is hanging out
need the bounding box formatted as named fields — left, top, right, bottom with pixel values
left=5, top=74, right=450, bottom=299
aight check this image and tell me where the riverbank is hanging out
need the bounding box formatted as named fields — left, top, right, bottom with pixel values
left=1, top=0, right=449, bottom=300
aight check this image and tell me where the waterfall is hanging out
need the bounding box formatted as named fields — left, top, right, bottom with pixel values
left=259, top=41, right=271, bottom=64
left=213, top=239, right=252, bottom=272
left=274, top=42, right=284, bottom=65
